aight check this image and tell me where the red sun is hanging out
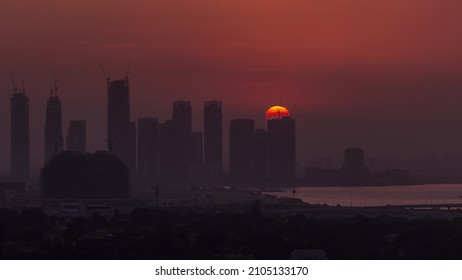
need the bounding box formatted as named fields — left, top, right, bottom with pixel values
left=265, top=105, right=290, bottom=120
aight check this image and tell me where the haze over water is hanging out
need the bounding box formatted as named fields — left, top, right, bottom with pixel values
left=267, top=184, right=462, bottom=207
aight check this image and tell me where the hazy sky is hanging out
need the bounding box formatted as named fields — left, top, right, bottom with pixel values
left=1, top=0, right=462, bottom=174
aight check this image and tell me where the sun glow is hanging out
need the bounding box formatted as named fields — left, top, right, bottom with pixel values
left=265, top=105, right=290, bottom=121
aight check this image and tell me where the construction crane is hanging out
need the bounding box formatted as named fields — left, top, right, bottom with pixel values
left=98, top=60, right=110, bottom=82
left=291, top=105, right=297, bottom=115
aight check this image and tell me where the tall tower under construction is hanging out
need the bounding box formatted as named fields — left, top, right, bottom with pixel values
left=10, top=87, right=30, bottom=180
left=107, top=76, right=136, bottom=173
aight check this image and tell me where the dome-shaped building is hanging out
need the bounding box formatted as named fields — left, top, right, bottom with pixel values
left=41, top=151, right=129, bottom=199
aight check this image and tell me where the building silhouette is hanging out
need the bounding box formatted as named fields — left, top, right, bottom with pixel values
left=341, top=148, right=370, bottom=185
left=158, top=120, right=176, bottom=179
left=137, top=117, right=159, bottom=184
left=10, top=88, right=30, bottom=180
left=230, top=119, right=255, bottom=179
left=44, top=90, right=63, bottom=164
left=344, top=148, right=365, bottom=166
left=107, top=77, right=136, bottom=173
left=254, top=128, right=269, bottom=179
left=267, top=116, right=296, bottom=179
left=41, top=151, right=129, bottom=199
left=191, top=131, right=203, bottom=164
left=172, top=101, right=192, bottom=178
left=66, top=120, right=86, bottom=153
left=128, top=121, right=136, bottom=173
left=204, top=101, right=222, bottom=174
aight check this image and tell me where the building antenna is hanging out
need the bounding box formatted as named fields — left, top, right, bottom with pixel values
left=9, top=72, right=18, bottom=93
left=125, top=58, right=131, bottom=77
left=98, top=60, right=110, bottom=81
left=291, top=105, right=297, bottom=115
left=21, top=79, right=26, bottom=93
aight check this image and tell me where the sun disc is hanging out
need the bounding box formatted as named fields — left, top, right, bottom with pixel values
left=265, top=105, right=290, bottom=120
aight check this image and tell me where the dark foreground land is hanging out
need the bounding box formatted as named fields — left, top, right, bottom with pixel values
left=0, top=202, right=462, bottom=259
left=1, top=204, right=462, bottom=259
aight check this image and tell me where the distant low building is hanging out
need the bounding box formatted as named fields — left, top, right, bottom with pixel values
left=341, top=148, right=370, bottom=185
left=41, top=151, right=129, bottom=199
left=44, top=203, right=115, bottom=220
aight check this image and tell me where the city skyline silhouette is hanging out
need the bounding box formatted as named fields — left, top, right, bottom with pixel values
left=2, top=70, right=462, bottom=182
left=2, top=0, right=462, bottom=178
left=2, top=0, right=462, bottom=262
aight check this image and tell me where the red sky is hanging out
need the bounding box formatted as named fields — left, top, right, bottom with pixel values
left=1, top=0, right=462, bottom=175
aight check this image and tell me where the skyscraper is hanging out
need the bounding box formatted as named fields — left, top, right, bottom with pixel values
left=128, top=121, right=136, bottom=173
left=137, top=117, right=159, bottom=183
left=44, top=90, right=63, bottom=164
left=107, top=77, right=136, bottom=173
left=191, top=131, right=203, bottom=164
left=267, top=116, right=296, bottom=180
left=66, top=120, right=86, bottom=153
left=173, top=101, right=192, bottom=132
left=254, top=128, right=269, bottom=179
left=204, top=101, right=222, bottom=174
left=172, top=100, right=192, bottom=178
left=10, top=89, right=29, bottom=180
left=229, top=119, right=255, bottom=179
left=158, top=120, right=176, bottom=179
